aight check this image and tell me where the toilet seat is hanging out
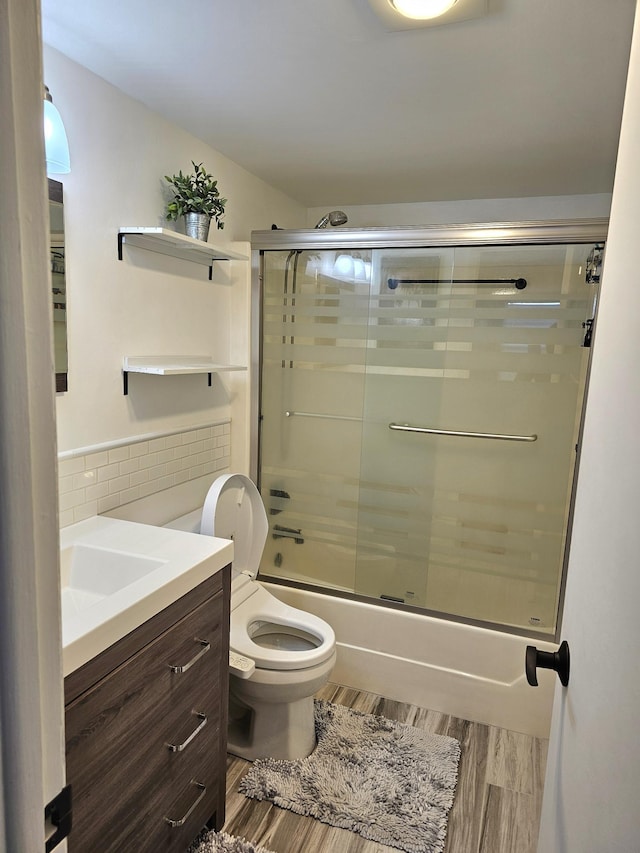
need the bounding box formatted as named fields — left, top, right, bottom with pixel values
left=230, top=583, right=336, bottom=671
left=201, top=474, right=336, bottom=672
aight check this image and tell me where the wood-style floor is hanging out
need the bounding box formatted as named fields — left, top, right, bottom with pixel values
left=222, top=682, right=548, bottom=853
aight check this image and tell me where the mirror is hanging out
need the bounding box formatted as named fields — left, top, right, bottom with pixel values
left=49, top=178, right=68, bottom=392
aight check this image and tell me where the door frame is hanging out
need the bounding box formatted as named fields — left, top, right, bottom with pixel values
left=0, top=0, right=66, bottom=848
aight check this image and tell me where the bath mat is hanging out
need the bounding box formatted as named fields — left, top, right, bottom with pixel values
left=189, top=829, right=277, bottom=853
left=239, top=699, right=460, bottom=853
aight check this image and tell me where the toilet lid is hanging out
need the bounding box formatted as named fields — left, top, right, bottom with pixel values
left=201, top=474, right=268, bottom=579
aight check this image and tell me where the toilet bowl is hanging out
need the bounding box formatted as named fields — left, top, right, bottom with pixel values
left=200, top=473, right=336, bottom=761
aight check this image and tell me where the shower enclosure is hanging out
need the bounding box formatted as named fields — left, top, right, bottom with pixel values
left=250, top=222, right=606, bottom=638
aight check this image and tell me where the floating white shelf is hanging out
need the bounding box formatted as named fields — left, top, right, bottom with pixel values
left=122, top=356, right=247, bottom=395
left=117, top=227, right=248, bottom=277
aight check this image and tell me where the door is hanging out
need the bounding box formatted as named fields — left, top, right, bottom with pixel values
left=537, top=3, right=640, bottom=849
left=0, top=0, right=66, bottom=849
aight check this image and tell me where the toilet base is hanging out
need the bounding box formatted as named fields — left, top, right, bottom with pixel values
left=226, top=651, right=336, bottom=761
left=228, top=691, right=317, bottom=761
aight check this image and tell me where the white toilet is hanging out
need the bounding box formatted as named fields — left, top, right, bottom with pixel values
left=200, top=473, right=336, bottom=761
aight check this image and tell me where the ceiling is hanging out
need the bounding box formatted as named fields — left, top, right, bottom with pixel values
left=40, top=0, right=637, bottom=208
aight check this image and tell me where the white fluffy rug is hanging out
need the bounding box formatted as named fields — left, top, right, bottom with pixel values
left=239, top=700, right=461, bottom=853
left=190, top=829, right=277, bottom=853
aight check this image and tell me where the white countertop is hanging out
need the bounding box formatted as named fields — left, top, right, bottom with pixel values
left=60, top=516, right=233, bottom=676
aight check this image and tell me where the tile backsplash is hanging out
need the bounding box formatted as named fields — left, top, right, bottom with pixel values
left=58, top=420, right=231, bottom=528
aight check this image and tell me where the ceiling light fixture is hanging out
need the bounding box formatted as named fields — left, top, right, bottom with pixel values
left=368, top=0, right=486, bottom=31
left=389, top=0, right=458, bottom=20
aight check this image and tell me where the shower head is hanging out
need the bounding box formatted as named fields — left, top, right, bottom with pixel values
left=314, top=210, right=348, bottom=229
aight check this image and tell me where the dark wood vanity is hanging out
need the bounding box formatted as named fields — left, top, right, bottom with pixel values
left=63, top=566, right=230, bottom=852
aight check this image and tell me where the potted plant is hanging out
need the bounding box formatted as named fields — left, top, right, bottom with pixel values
left=164, top=161, right=227, bottom=241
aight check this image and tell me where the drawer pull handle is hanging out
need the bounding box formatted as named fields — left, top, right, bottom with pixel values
left=164, top=780, right=206, bottom=828
left=168, top=638, right=210, bottom=673
left=166, top=712, right=207, bottom=752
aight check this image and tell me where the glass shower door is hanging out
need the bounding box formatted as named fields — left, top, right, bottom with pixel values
left=354, top=243, right=598, bottom=633
left=259, top=248, right=371, bottom=591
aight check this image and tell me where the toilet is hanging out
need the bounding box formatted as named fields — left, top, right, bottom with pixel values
left=200, top=473, right=336, bottom=761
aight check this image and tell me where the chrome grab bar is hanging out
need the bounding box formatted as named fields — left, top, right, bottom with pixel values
left=389, top=422, right=537, bottom=443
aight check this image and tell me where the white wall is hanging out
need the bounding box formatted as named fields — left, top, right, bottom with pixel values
left=44, top=46, right=305, bottom=459
left=307, top=193, right=612, bottom=229
left=537, top=2, right=640, bottom=849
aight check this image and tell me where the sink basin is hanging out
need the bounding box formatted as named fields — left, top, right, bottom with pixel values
left=60, top=516, right=234, bottom=676
left=60, top=544, right=167, bottom=619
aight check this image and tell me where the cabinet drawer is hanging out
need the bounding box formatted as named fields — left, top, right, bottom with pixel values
left=66, top=588, right=225, bottom=852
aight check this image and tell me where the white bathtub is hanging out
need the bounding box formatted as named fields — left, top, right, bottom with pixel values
left=265, top=582, right=557, bottom=738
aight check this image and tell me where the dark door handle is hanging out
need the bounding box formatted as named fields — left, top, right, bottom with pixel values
left=525, top=640, right=570, bottom=687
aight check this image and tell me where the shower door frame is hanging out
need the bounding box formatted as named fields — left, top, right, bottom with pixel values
left=250, top=219, right=608, bottom=641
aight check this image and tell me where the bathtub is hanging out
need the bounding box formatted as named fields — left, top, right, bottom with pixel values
left=264, top=582, right=557, bottom=738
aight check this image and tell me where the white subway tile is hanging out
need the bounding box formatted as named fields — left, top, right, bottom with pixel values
left=148, top=463, right=167, bottom=481
left=108, top=446, right=130, bottom=464
left=108, top=475, right=131, bottom=494
left=119, top=486, right=142, bottom=505
left=86, top=482, right=110, bottom=501
left=129, top=441, right=149, bottom=458
left=130, top=469, right=150, bottom=487
left=58, top=475, right=74, bottom=495
left=58, top=422, right=232, bottom=524
left=73, top=470, right=97, bottom=490
left=98, top=495, right=120, bottom=514
left=59, top=489, right=86, bottom=511
left=73, top=501, right=98, bottom=523
left=138, top=452, right=160, bottom=470
left=58, top=509, right=75, bottom=528
left=58, top=457, right=86, bottom=477
left=84, top=451, right=109, bottom=469
left=138, top=481, right=159, bottom=498
left=119, top=458, right=140, bottom=475
left=155, top=475, right=175, bottom=492
left=98, top=462, right=120, bottom=482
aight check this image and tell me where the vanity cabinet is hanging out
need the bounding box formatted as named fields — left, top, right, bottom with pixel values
left=64, top=567, right=230, bottom=853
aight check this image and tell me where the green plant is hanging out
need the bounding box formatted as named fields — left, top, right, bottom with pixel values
left=164, top=161, right=227, bottom=229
